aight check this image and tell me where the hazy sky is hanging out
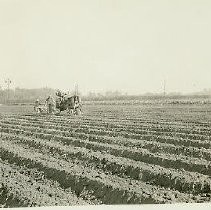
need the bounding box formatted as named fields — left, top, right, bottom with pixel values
left=0, top=0, right=211, bottom=94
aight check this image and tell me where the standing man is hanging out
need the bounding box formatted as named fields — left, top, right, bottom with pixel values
left=45, top=95, right=55, bottom=114
left=34, top=99, right=41, bottom=113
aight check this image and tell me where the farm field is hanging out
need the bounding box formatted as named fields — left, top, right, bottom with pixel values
left=0, top=103, right=211, bottom=207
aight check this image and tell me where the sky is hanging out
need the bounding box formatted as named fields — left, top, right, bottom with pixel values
left=0, top=0, right=211, bottom=95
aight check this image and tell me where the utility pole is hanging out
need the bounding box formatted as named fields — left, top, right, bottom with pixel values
left=163, top=79, right=166, bottom=97
left=75, top=83, right=78, bottom=95
left=5, top=78, right=12, bottom=103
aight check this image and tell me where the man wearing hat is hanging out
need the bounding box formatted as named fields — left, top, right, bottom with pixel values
left=45, top=95, right=55, bottom=114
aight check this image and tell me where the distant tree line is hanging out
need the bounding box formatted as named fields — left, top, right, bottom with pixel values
left=83, top=89, right=211, bottom=101
left=0, top=87, right=56, bottom=104
left=0, top=87, right=210, bottom=104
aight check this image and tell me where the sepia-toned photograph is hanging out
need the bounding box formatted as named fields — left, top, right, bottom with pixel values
left=0, top=0, right=211, bottom=208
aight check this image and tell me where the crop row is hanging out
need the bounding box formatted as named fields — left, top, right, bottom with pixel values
left=7, top=115, right=211, bottom=140
left=0, top=138, right=187, bottom=204
left=0, top=159, right=88, bottom=207
left=4, top=116, right=211, bottom=142
left=84, top=109, right=211, bottom=125
left=1, top=125, right=211, bottom=176
left=8, top=114, right=211, bottom=136
left=1, top=119, right=211, bottom=161
left=15, top=110, right=211, bottom=130
left=1, top=120, right=211, bottom=157
left=1, top=131, right=210, bottom=195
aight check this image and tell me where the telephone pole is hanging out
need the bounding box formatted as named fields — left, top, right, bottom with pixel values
left=163, top=79, right=166, bottom=97
left=75, top=84, right=78, bottom=95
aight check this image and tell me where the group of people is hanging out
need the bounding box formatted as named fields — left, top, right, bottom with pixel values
left=34, top=95, right=56, bottom=114
left=34, top=91, right=82, bottom=115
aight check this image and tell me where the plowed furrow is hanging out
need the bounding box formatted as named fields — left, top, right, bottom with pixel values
left=1, top=132, right=210, bottom=195
left=0, top=160, right=88, bottom=207
left=5, top=116, right=211, bottom=141
left=0, top=139, right=191, bottom=204
left=1, top=121, right=210, bottom=152
left=1, top=126, right=210, bottom=176
left=1, top=119, right=211, bottom=161
left=6, top=115, right=211, bottom=136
